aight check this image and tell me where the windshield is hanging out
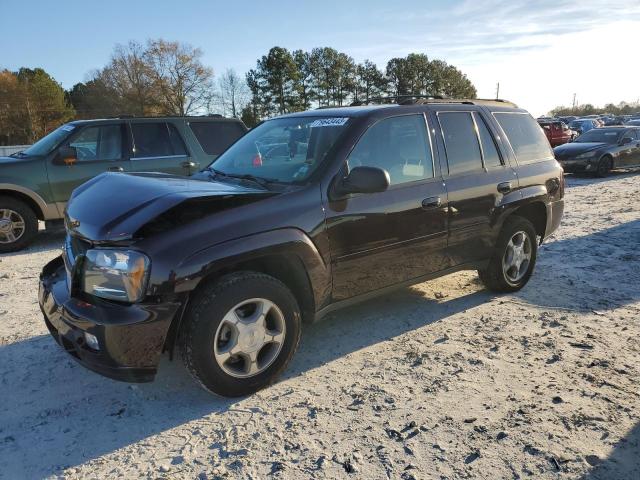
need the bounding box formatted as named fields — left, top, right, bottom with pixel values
left=209, top=116, right=350, bottom=184
left=575, top=129, right=620, bottom=143
left=19, top=124, right=76, bottom=156
left=569, top=120, right=586, bottom=129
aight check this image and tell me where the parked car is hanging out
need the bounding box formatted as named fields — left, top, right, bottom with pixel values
left=0, top=116, right=247, bottom=252
left=557, top=116, right=577, bottom=125
left=625, top=119, right=640, bottom=126
left=569, top=118, right=599, bottom=135
left=39, top=98, right=565, bottom=397
left=554, top=126, right=640, bottom=176
left=538, top=119, right=576, bottom=146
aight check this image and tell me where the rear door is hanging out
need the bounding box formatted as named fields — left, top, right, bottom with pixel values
left=431, top=108, right=517, bottom=265
left=325, top=113, right=449, bottom=301
left=47, top=123, right=130, bottom=205
left=128, top=121, right=193, bottom=176
left=619, top=129, right=640, bottom=167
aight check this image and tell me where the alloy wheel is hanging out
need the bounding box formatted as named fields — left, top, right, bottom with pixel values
left=0, top=209, right=26, bottom=244
left=213, top=298, right=286, bottom=378
left=502, top=230, right=532, bottom=284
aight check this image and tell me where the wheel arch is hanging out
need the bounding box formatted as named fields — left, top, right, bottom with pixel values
left=507, top=201, right=548, bottom=240
left=0, top=185, right=47, bottom=220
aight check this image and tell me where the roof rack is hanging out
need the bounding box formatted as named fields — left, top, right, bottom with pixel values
left=349, top=96, right=518, bottom=108
left=110, top=114, right=225, bottom=119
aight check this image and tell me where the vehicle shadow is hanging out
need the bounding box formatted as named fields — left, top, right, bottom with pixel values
left=0, top=229, right=65, bottom=260
left=581, top=421, right=640, bottom=479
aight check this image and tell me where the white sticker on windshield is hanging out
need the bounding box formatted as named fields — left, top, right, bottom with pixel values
left=309, top=118, right=349, bottom=128
left=61, top=125, right=75, bottom=132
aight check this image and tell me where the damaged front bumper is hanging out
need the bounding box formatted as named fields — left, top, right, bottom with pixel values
left=38, top=256, right=181, bottom=383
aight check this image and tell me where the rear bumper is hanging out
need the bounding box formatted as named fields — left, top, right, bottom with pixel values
left=544, top=199, right=564, bottom=240
left=39, top=256, right=181, bottom=383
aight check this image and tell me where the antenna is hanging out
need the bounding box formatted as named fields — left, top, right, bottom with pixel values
left=495, top=82, right=500, bottom=100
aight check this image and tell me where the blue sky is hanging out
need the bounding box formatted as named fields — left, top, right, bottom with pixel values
left=2, top=0, right=639, bottom=116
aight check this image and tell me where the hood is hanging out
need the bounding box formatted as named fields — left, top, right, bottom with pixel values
left=0, top=155, right=24, bottom=165
left=66, top=172, right=272, bottom=242
left=554, top=142, right=606, bottom=157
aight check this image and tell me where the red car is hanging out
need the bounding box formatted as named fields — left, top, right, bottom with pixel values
left=538, top=120, right=576, bottom=146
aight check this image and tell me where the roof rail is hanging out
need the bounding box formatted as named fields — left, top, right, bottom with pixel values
left=111, top=114, right=226, bottom=119
left=349, top=96, right=518, bottom=108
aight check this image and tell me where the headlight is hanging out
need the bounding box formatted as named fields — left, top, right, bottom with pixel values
left=82, top=249, right=150, bottom=302
left=576, top=151, right=597, bottom=159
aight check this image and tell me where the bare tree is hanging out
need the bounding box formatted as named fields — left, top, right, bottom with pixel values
left=216, top=68, right=249, bottom=117
left=145, top=39, right=214, bottom=115
left=99, top=41, right=158, bottom=116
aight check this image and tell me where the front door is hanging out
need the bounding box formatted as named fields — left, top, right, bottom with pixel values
left=47, top=123, right=130, bottom=208
left=325, top=113, right=449, bottom=302
left=128, top=121, right=197, bottom=176
left=432, top=109, right=518, bottom=264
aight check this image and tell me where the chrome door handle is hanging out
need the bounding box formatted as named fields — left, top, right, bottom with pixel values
left=497, top=181, right=512, bottom=193
left=108, top=166, right=124, bottom=172
left=421, top=196, right=442, bottom=209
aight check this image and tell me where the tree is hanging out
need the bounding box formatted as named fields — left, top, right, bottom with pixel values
left=145, top=39, right=214, bottom=115
left=67, top=78, right=122, bottom=119
left=0, top=70, right=28, bottom=144
left=254, top=47, right=301, bottom=115
left=353, top=60, right=386, bottom=102
left=293, top=50, right=314, bottom=109
left=216, top=68, right=249, bottom=117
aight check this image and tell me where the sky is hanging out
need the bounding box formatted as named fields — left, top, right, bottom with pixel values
left=2, top=0, right=639, bottom=117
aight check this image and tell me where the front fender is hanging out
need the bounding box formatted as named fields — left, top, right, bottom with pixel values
left=171, top=228, right=331, bottom=310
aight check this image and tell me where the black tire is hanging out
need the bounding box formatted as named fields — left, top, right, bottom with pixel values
left=0, top=196, right=38, bottom=253
left=181, top=271, right=302, bottom=397
left=478, top=216, right=538, bottom=293
left=595, top=156, right=612, bottom=178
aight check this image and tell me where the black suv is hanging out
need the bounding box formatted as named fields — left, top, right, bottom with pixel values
left=39, top=98, right=565, bottom=396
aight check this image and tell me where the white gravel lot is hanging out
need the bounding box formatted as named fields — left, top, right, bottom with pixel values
left=0, top=172, right=639, bottom=480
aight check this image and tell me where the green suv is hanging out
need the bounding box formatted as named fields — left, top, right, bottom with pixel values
left=0, top=116, right=247, bottom=252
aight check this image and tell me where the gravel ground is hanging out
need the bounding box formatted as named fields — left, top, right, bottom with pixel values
left=0, top=172, right=639, bottom=480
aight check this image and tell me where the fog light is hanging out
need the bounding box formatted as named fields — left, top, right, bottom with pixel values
left=84, top=332, right=100, bottom=350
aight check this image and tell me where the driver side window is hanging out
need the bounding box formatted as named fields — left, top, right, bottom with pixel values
left=347, top=115, right=434, bottom=185
left=69, top=125, right=122, bottom=162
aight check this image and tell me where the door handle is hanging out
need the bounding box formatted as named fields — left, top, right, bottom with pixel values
left=181, top=161, right=197, bottom=169
left=421, top=196, right=442, bottom=209
left=108, top=166, right=124, bottom=172
left=497, top=181, right=512, bottom=193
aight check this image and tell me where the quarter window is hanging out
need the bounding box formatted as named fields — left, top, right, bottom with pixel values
left=494, top=112, right=554, bottom=164
left=189, top=121, right=246, bottom=155
left=438, top=112, right=483, bottom=175
left=69, top=125, right=122, bottom=162
left=131, top=122, right=187, bottom=158
left=347, top=115, right=434, bottom=185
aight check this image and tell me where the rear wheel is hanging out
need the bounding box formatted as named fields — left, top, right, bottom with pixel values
left=181, top=271, right=302, bottom=397
left=478, top=216, right=538, bottom=292
left=595, top=156, right=612, bottom=177
left=0, top=197, right=38, bottom=253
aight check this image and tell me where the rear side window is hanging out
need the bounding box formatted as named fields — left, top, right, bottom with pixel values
left=437, top=112, right=483, bottom=175
left=69, top=125, right=122, bottom=161
left=474, top=113, right=502, bottom=168
left=494, top=112, right=554, bottom=164
left=189, top=121, right=246, bottom=155
left=131, top=122, right=187, bottom=158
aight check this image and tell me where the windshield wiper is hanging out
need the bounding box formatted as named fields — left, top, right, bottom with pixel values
left=209, top=168, right=281, bottom=188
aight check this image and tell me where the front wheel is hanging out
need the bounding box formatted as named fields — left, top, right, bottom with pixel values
left=478, top=216, right=538, bottom=292
left=0, top=196, right=38, bottom=253
left=181, top=272, right=302, bottom=397
left=595, top=156, right=612, bottom=178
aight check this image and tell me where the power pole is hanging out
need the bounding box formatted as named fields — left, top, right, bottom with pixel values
left=495, top=82, right=500, bottom=99
left=572, top=93, right=576, bottom=111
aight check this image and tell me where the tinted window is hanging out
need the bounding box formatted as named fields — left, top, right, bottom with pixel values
left=474, top=113, right=502, bottom=168
left=132, top=122, right=187, bottom=158
left=347, top=114, right=434, bottom=185
left=70, top=125, right=122, bottom=161
left=438, top=112, right=482, bottom=175
left=494, top=112, right=553, bottom=164
left=189, top=121, right=246, bottom=155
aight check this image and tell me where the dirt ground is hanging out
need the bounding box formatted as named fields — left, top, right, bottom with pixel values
left=0, top=172, right=639, bottom=480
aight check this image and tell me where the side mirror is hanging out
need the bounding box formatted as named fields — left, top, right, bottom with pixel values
left=336, top=166, right=390, bottom=196
left=53, top=146, right=77, bottom=165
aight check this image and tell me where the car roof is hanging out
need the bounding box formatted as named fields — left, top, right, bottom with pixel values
left=67, top=116, right=242, bottom=126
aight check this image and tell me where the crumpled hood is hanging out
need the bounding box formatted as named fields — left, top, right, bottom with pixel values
left=554, top=142, right=606, bottom=158
left=66, top=172, right=271, bottom=242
